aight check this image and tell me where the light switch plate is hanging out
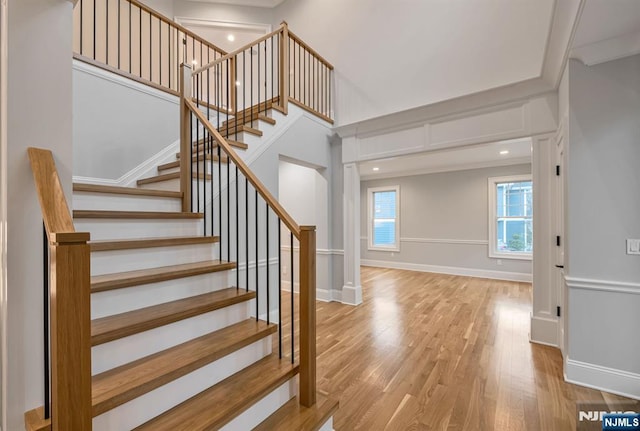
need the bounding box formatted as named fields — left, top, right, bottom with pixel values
left=626, top=239, right=640, bottom=255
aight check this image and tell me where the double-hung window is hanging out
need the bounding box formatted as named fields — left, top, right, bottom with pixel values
left=368, top=186, right=400, bottom=252
left=488, top=175, right=532, bottom=259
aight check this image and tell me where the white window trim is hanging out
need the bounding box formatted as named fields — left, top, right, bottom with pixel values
left=488, top=175, right=532, bottom=260
left=368, top=185, right=400, bottom=252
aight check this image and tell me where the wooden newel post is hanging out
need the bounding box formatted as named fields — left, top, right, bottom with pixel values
left=180, top=63, right=192, bottom=212
left=50, top=232, right=92, bottom=431
left=299, top=225, right=316, bottom=407
left=279, top=21, right=289, bottom=115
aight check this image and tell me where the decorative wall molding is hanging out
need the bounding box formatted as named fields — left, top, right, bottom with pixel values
left=400, top=237, right=489, bottom=246
left=174, top=16, right=272, bottom=35
left=565, top=276, right=640, bottom=296
left=565, top=357, right=640, bottom=400
left=571, top=31, right=640, bottom=67
left=280, top=246, right=344, bottom=256
left=361, top=259, right=532, bottom=283
left=73, top=59, right=179, bottom=105
left=360, top=236, right=489, bottom=246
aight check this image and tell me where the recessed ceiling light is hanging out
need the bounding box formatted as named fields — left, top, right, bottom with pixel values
left=235, top=80, right=241, bottom=86
left=372, top=167, right=380, bottom=171
left=227, top=34, right=235, bottom=42
left=191, top=59, right=198, bottom=65
left=499, top=150, right=509, bottom=155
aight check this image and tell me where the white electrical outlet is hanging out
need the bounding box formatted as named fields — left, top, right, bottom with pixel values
left=496, top=259, right=503, bottom=266
left=626, top=239, right=640, bottom=255
left=282, top=265, right=287, bottom=275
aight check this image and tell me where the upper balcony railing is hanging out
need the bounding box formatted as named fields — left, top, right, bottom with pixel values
left=73, top=0, right=334, bottom=122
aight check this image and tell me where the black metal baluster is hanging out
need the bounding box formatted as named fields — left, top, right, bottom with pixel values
left=80, top=0, right=83, bottom=55
left=245, top=176, right=249, bottom=293
left=42, top=223, right=50, bottom=420
left=93, top=0, right=96, bottom=59
left=255, top=188, right=259, bottom=321
left=190, top=112, right=194, bottom=211
left=106, top=0, right=109, bottom=65
left=149, top=12, right=152, bottom=81
left=196, top=75, right=200, bottom=215
left=159, top=20, right=162, bottom=86
left=117, top=0, right=120, bottom=69
left=250, top=45, right=253, bottom=129
left=128, top=1, right=131, bottom=74
left=266, top=203, right=270, bottom=325
left=236, top=164, right=239, bottom=290
left=298, top=41, right=301, bottom=102
left=226, top=146, right=230, bottom=261
left=290, top=231, right=294, bottom=363
left=278, top=219, right=282, bottom=358
left=138, top=6, right=141, bottom=77
left=218, top=141, right=222, bottom=258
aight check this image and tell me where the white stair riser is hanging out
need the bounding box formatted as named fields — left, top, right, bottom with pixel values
left=73, top=193, right=181, bottom=212
left=92, top=337, right=272, bottom=431
left=92, top=301, right=251, bottom=374
left=161, top=161, right=214, bottom=176
left=91, top=243, right=217, bottom=276
left=137, top=178, right=213, bottom=192
left=74, top=218, right=203, bottom=240
left=91, top=272, right=232, bottom=318
left=220, top=376, right=297, bottom=431
left=318, top=416, right=334, bottom=431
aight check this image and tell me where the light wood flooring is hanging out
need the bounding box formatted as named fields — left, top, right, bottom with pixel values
left=306, top=267, right=639, bottom=431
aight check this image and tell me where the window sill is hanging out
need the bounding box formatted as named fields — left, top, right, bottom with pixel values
left=368, top=246, right=400, bottom=253
left=489, top=252, right=532, bottom=261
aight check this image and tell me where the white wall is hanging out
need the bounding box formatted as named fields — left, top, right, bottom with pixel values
left=274, top=0, right=555, bottom=126
left=565, top=55, right=640, bottom=398
left=360, top=164, right=533, bottom=281
left=141, top=0, right=174, bottom=18
left=4, top=0, right=73, bottom=429
left=73, top=60, right=179, bottom=181
left=173, top=1, right=273, bottom=27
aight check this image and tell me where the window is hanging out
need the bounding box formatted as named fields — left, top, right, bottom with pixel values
left=368, top=186, right=400, bottom=252
left=488, top=175, right=532, bottom=259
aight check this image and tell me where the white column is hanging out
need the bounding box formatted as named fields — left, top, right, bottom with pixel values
left=530, top=133, right=558, bottom=347
left=342, top=162, right=362, bottom=305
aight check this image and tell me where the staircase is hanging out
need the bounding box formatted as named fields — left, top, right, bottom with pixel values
left=24, top=0, right=338, bottom=429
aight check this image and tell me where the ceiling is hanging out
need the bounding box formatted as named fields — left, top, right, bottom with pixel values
left=572, top=0, right=640, bottom=48
left=359, top=138, right=532, bottom=180
left=185, top=0, right=284, bottom=8
left=570, top=0, right=640, bottom=65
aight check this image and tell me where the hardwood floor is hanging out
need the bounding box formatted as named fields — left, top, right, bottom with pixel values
left=308, top=267, right=638, bottom=431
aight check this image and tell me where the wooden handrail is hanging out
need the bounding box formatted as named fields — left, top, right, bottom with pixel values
left=28, top=148, right=76, bottom=240
left=27, top=148, right=92, bottom=430
left=184, top=99, right=301, bottom=237
left=288, top=29, right=334, bottom=71
left=192, top=25, right=285, bottom=75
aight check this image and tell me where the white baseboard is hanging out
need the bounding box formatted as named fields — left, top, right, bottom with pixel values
left=529, top=314, right=558, bottom=347
left=565, top=357, right=640, bottom=400
left=361, top=259, right=532, bottom=282
left=281, top=282, right=341, bottom=304
left=341, top=284, right=362, bottom=306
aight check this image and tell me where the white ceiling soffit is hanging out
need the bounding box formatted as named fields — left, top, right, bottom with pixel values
left=359, top=138, right=532, bottom=180
left=185, top=0, right=284, bottom=8
left=570, top=0, right=640, bottom=66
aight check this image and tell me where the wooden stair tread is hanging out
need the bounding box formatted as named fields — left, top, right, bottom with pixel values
left=91, top=287, right=251, bottom=346
left=223, top=113, right=275, bottom=128
left=90, top=236, right=219, bottom=252
left=175, top=152, right=230, bottom=162
left=161, top=156, right=228, bottom=172
left=253, top=393, right=339, bottom=431
left=217, top=123, right=263, bottom=137
left=74, top=210, right=203, bottom=219
left=92, top=318, right=274, bottom=416
left=134, top=355, right=299, bottom=431
left=137, top=172, right=211, bottom=185
left=91, top=259, right=236, bottom=293
left=191, top=138, right=248, bottom=150
left=73, top=183, right=182, bottom=199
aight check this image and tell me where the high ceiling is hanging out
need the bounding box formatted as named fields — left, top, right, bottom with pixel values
left=185, top=0, right=284, bottom=8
